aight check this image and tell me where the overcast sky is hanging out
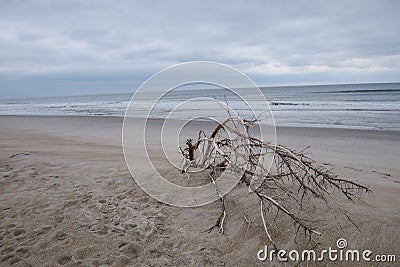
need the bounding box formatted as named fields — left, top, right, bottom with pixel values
left=1, top=0, right=399, bottom=98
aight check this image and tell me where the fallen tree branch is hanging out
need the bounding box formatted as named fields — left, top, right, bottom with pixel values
left=180, top=111, right=370, bottom=247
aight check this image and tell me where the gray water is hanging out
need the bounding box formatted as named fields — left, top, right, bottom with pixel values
left=1, top=82, right=399, bottom=130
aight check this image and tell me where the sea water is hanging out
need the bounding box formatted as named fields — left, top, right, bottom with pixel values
left=0, top=83, right=399, bottom=130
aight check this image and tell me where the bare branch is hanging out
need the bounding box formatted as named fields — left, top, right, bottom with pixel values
left=180, top=110, right=370, bottom=247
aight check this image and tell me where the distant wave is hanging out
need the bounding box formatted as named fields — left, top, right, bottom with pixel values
left=270, top=102, right=309, bottom=106
left=313, top=89, right=400, bottom=94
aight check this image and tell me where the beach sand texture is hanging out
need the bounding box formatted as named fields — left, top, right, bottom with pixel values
left=0, top=116, right=399, bottom=266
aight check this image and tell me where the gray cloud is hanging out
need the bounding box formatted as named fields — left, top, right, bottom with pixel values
left=0, top=0, right=399, bottom=97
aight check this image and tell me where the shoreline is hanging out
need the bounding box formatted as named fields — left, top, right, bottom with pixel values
left=1, top=114, right=400, bottom=134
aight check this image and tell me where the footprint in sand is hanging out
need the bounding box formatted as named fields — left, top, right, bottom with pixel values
left=115, top=255, right=132, bottom=266
left=13, top=228, right=28, bottom=242
left=1, top=253, right=14, bottom=264
left=53, top=214, right=64, bottom=224
left=72, top=184, right=90, bottom=193
left=1, top=246, right=14, bottom=255
left=54, top=231, right=67, bottom=241
left=75, top=246, right=95, bottom=260
left=88, top=223, right=109, bottom=236
left=111, top=215, right=121, bottom=226
left=2, top=253, right=32, bottom=266
left=116, top=193, right=126, bottom=201
left=29, top=225, right=52, bottom=238
left=79, top=194, right=92, bottom=203
left=119, top=242, right=143, bottom=258
left=13, top=228, right=26, bottom=237
left=15, top=247, right=31, bottom=258
left=63, top=199, right=79, bottom=208
left=57, top=255, right=72, bottom=265
left=5, top=223, right=17, bottom=230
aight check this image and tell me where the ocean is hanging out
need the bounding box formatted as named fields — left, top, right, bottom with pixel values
left=1, top=82, right=399, bottom=131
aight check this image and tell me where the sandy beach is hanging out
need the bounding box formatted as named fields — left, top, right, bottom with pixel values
left=0, top=116, right=399, bottom=266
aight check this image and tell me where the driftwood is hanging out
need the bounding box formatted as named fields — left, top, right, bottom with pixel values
left=179, top=114, right=370, bottom=247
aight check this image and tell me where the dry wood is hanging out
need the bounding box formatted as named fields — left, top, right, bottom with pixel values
left=179, top=113, right=370, bottom=246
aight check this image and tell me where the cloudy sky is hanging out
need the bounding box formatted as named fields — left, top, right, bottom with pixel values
left=1, top=0, right=399, bottom=97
